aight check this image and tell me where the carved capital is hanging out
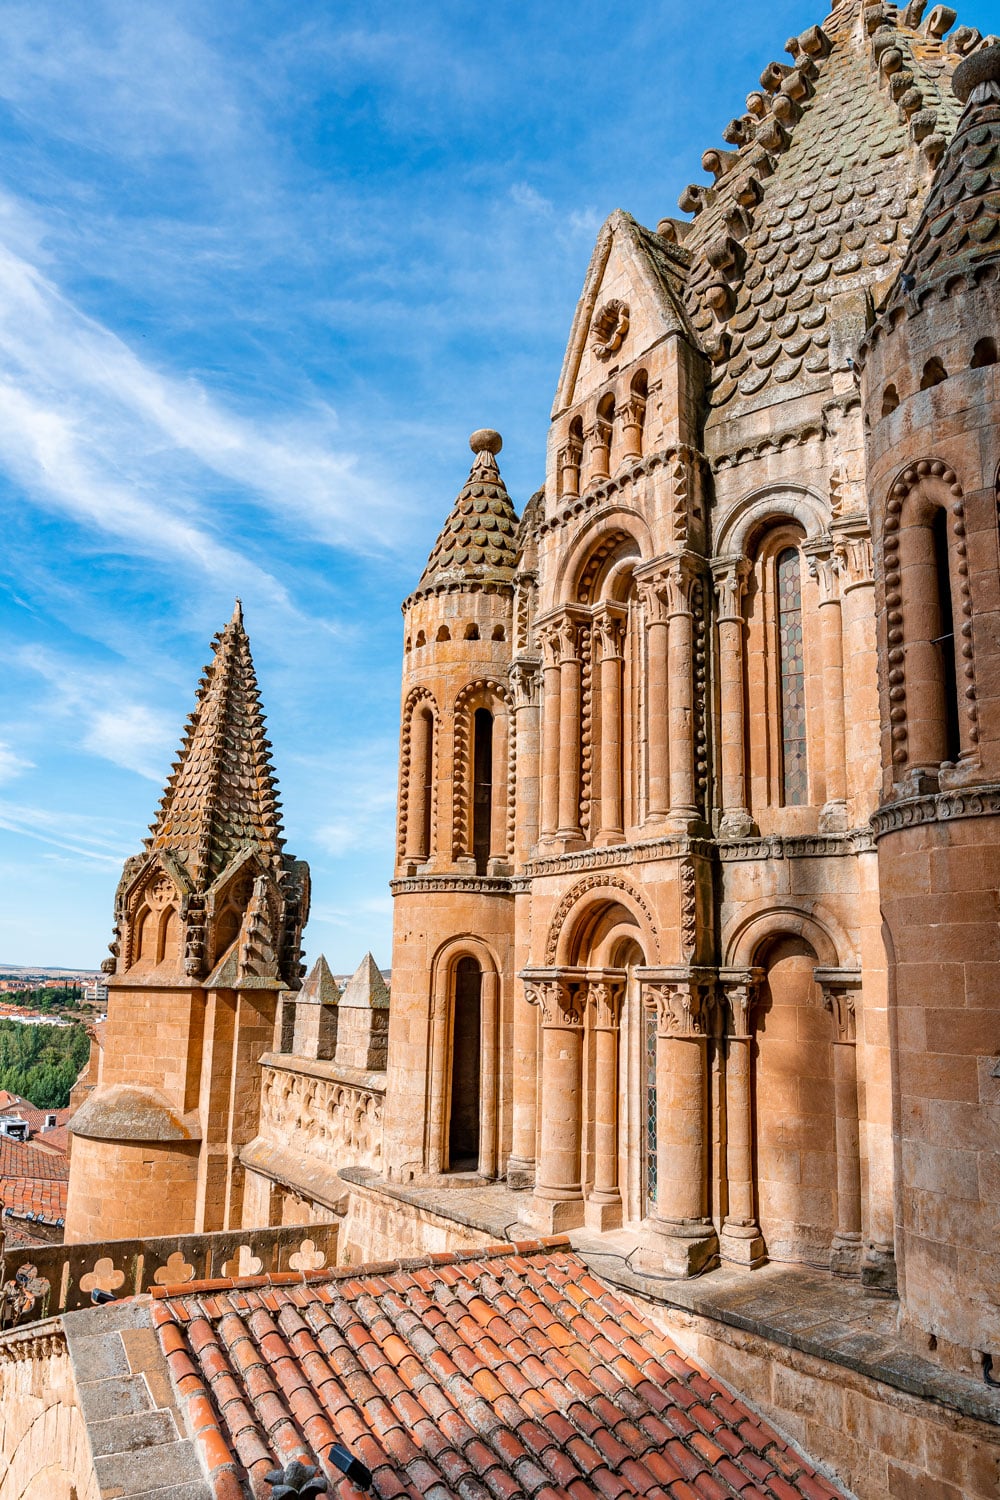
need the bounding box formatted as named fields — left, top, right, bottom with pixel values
left=619, top=395, right=646, bottom=432
left=593, top=606, right=626, bottom=660
left=712, top=556, right=752, bottom=621
left=509, top=658, right=541, bottom=708
left=559, top=438, right=583, bottom=470
left=587, top=973, right=626, bottom=1029
left=803, top=538, right=839, bottom=605
left=832, top=522, right=874, bottom=592
left=641, top=975, right=716, bottom=1038
left=522, top=971, right=586, bottom=1028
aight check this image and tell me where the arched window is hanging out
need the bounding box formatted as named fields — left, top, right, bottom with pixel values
left=405, top=704, right=435, bottom=862
left=449, top=957, right=481, bottom=1169
left=921, top=357, right=947, bottom=390
left=897, top=491, right=964, bottom=772
left=881, top=384, right=899, bottom=417
left=776, top=547, right=808, bottom=806
left=644, top=1003, right=657, bottom=1208
left=464, top=622, right=480, bottom=641
left=472, top=708, right=493, bottom=875
left=972, top=338, right=997, bottom=369
left=436, top=624, right=450, bottom=642
left=491, top=624, right=505, bottom=641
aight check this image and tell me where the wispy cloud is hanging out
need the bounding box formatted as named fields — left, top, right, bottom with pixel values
left=0, top=741, right=31, bottom=784
left=0, top=800, right=128, bottom=865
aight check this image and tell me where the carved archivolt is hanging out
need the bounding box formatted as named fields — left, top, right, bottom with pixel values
left=397, top=686, right=438, bottom=862
left=451, top=679, right=514, bottom=861
left=882, top=460, right=976, bottom=770
left=544, top=873, right=659, bottom=965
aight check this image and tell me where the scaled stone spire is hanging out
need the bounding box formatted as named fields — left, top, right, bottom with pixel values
left=148, top=599, right=286, bottom=887
left=889, top=42, right=1000, bottom=302
left=413, top=429, right=520, bottom=598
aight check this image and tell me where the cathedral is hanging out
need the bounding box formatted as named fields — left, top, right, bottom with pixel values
left=4, top=6, right=1000, bottom=1500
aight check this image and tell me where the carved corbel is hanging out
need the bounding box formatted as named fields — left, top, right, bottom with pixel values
left=814, top=968, right=862, bottom=1043
left=718, top=968, right=764, bottom=1037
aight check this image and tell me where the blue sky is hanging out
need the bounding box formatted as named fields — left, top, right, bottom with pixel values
left=0, top=0, right=824, bottom=971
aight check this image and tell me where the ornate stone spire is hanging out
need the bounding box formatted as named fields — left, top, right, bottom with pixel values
left=147, top=601, right=286, bottom=888
left=412, top=430, right=520, bottom=599
left=889, top=42, right=1000, bottom=302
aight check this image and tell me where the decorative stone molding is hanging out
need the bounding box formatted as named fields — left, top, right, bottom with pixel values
left=509, top=658, right=541, bottom=708
left=712, top=395, right=861, bottom=474
left=542, top=873, right=660, bottom=964
left=398, top=685, right=438, bottom=864
left=590, top=299, right=630, bottom=361
left=537, top=446, right=710, bottom=538
left=872, top=781, right=1000, bottom=837
left=587, top=973, right=626, bottom=1029
left=390, top=875, right=515, bottom=895
left=451, top=677, right=514, bottom=862
left=260, top=1061, right=384, bottom=1173
left=881, top=460, right=977, bottom=772
left=832, top=519, right=874, bottom=591
left=712, top=556, right=752, bottom=620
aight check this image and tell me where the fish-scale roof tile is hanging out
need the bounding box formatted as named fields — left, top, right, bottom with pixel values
left=677, top=0, right=965, bottom=421
left=413, top=432, right=520, bottom=601
left=152, top=1242, right=845, bottom=1500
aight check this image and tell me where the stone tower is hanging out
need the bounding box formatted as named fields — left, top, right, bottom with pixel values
left=857, top=41, right=1000, bottom=1372
left=65, top=603, right=309, bottom=1241
left=384, top=430, right=519, bottom=1181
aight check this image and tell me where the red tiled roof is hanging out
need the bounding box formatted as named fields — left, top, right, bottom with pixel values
left=0, top=1135, right=69, bottom=1182
left=36, top=1125, right=70, bottom=1154
left=0, top=1098, right=72, bottom=1135
left=151, top=1240, right=844, bottom=1500
left=1, top=1176, right=67, bottom=1221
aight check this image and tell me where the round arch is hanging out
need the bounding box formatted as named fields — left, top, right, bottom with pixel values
left=722, top=897, right=852, bottom=971
left=426, top=933, right=503, bottom=1179
left=549, top=506, right=651, bottom=606
left=714, top=482, right=828, bottom=561
left=547, top=875, right=659, bottom=967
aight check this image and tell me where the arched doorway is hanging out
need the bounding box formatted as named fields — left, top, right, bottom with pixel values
left=448, top=956, right=482, bottom=1169
left=752, top=934, right=837, bottom=1265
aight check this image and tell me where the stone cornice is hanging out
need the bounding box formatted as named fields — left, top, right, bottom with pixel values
left=390, top=875, right=516, bottom=896
left=711, top=393, right=862, bottom=474
left=872, top=782, right=1000, bottom=839
left=525, top=828, right=872, bottom=875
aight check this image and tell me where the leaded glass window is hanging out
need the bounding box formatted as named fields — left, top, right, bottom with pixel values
left=777, top=547, right=807, bottom=806
left=645, top=1005, right=657, bottom=1205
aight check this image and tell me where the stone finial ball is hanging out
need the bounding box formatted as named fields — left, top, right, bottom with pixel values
left=469, top=428, right=503, bottom=456
left=953, top=42, right=1000, bottom=104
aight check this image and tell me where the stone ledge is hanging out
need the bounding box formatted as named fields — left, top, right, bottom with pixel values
left=258, top=1052, right=386, bottom=1092
left=343, top=1172, right=1000, bottom=1432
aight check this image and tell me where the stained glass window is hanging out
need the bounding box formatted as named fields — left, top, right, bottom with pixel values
left=645, top=1006, right=657, bottom=1206
left=777, top=548, right=807, bottom=806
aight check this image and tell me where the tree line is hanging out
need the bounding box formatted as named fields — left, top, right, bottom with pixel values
left=0, top=1020, right=90, bottom=1110
left=2, top=984, right=84, bottom=1013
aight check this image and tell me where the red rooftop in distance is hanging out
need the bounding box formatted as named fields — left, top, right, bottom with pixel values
left=150, top=1240, right=844, bottom=1500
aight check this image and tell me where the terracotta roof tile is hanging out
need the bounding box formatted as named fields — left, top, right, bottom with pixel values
left=153, top=1242, right=845, bottom=1500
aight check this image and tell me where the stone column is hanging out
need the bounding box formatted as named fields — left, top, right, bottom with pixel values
left=585, top=416, right=612, bottom=486
left=806, top=541, right=848, bottom=831
left=405, top=705, right=432, bottom=863
left=585, top=973, right=625, bottom=1231
left=834, top=522, right=877, bottom=817
left=713, top=558, right=757, bottom=839
left=522, top=971, right=586, bottom=1231
left=637, top=971, right=718, bottom=1277
left=665, top=556, right=700, bottom=828
left=718, top=969, right=766, bottom=1267
left=508, top=660, right=540, bottom=1188
left=539, top=627, right=562, bottom=840
left=559, top=436, right=582, bottom=499
left=640, top=580, right=671, bottom=825
left=817, top=969, right=863, bottom=1276
left=557, top=616, right=583, bottom=842
left=479, top=967, right=499, bottom=1180
left=594, top=608, right=626, bottom=844
left=618, top=395, right=646, bottom=467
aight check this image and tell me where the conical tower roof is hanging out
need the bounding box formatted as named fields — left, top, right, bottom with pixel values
left=412, top=429, right=519, bottom=600
left=889, top=42, right=1000, bottom=304
left=147, top=601, right=286, bottom=887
